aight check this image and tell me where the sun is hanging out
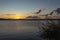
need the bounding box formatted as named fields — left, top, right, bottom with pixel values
left=15, top=16, right=20, bottom=19
left=10, top=14, right=25, bottom=19
left=12, top=15, right=20, bottom=19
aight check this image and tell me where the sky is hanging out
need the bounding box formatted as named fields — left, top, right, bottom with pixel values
left=0, top=0, right=60, bottom=19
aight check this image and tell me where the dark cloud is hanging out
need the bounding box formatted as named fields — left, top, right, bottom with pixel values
left=34, top=9, right=45, bottom=14
left=50, top=11, right=54, bottom=15
left=50, top=8, right=60, bottom=15
left=36, top=9, right=42, bottom=14
left=55, top=8, right=60, bottom=14
left=26, top=16, right=40, bottom=19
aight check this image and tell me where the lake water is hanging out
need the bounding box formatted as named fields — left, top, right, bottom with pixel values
left=0, top=20, right=60, bottom=40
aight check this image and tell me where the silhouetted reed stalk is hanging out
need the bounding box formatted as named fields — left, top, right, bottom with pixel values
left=41, top=20, right=60, bottom=40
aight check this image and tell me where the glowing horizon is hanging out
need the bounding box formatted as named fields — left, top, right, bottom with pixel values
left=0, top=14, right=26, bottom=19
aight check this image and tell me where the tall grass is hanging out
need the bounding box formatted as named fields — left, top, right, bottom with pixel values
left=41, top=20, right=60, bottom=40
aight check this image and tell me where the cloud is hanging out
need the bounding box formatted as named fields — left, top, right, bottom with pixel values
left=49, top=8, right=60, bottom=15
left=36, top=9, right=42, bottom=14
left=50, top=11, right=54, bottom=15
left=34, top=9, right=45, bottom=14
left=26, top=8, right=60, bottom=19
left=55, top=8, right=60, bottom=14
left=26, top=16, right=40, bottom=19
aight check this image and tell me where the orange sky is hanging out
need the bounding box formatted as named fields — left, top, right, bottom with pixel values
left=0, top=14, right=60, bottom=19
left=0, top=14, right=26, bottom=19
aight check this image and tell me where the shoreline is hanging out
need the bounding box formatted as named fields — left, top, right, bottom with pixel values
left=0, top=19, right=60, bottom=20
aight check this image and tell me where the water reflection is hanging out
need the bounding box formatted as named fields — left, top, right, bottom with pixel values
left=0, top=20, right=59, bottom=40
left=0, top=20, right=39, bottom=34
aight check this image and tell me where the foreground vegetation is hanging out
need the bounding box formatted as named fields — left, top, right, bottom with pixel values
left=41, top=21, right=60, bottom=40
